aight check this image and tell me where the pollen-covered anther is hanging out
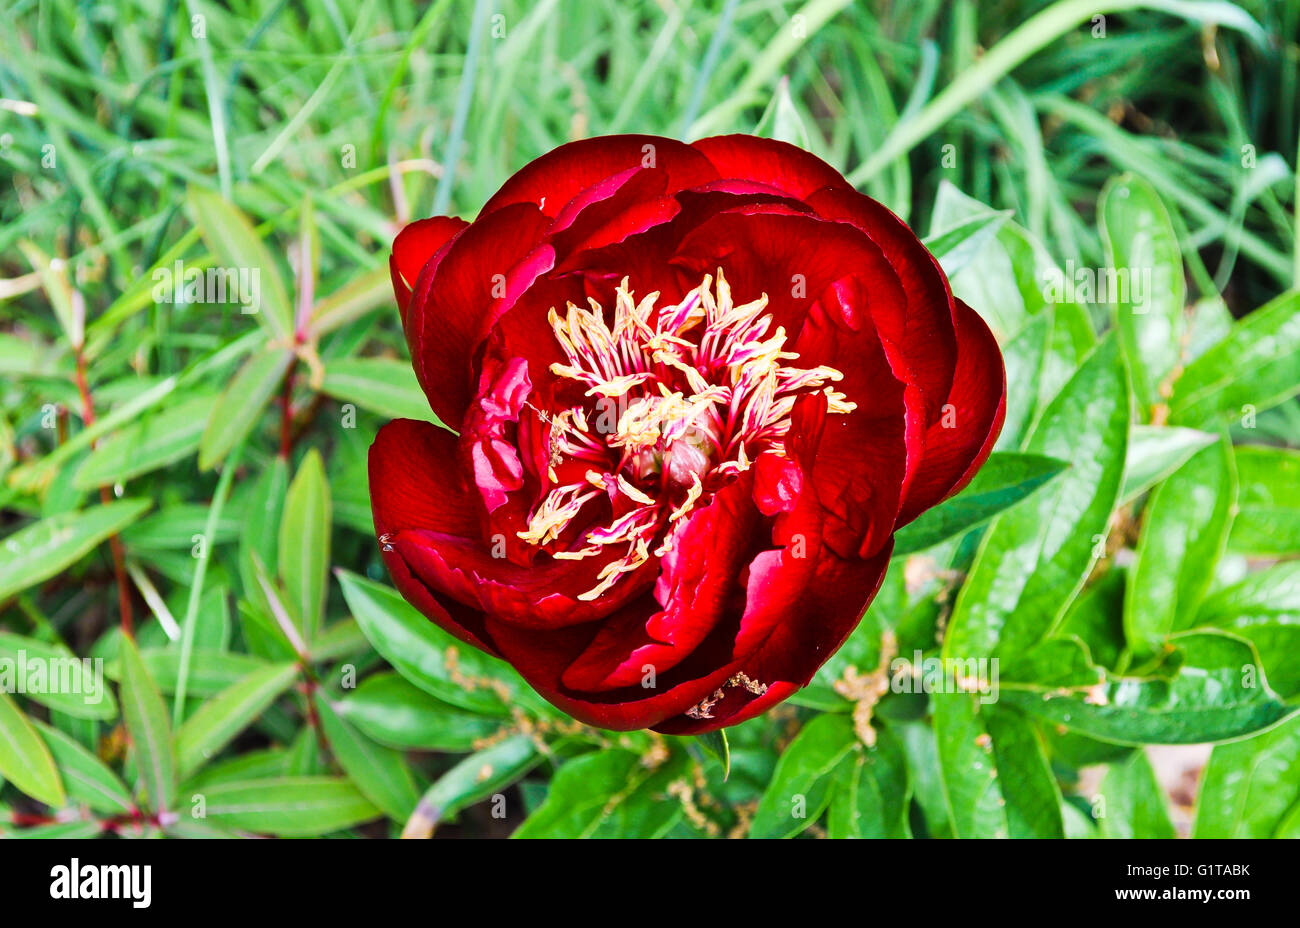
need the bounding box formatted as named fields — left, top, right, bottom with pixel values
left=521, top=270, right=854, bottom=599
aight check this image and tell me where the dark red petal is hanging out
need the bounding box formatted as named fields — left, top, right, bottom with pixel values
left=895, top=299, right=1007, bottom=526
left=670, top=207, right=907, bottom=349
left=407, top=203, right=554, bottom=428
left=369, top=418, right=499, bottom=655
left=389, top=216, right=469, bottom=323
left=558, top=475, right=765, bottom=692
left=690, top=135, right=853, bottom=199
left=653, top=541, right=893, bottom=735
left=479, top=135, right=718, bottom=220
left=371, top=418, right=653, bottom=632
left=484, top=619, right=766, bottom=731
left=805, top=186, right=958, bottom=426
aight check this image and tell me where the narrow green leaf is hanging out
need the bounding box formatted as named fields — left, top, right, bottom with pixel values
left=308, top=266, right=391, bottom=335
left=406, top=735, right=541, bottom=836
left=0, top=499, right=151, bottom=602
left=336, top=570, right=514, bottom=716
left=0, top=632, right=117, bottom=719
left=893, top=452, right=1069, bottom=555
left=320, top=357, right=437, bottom=423
left=198, top=348, right=294, bottom=470
left=338, top=673, right=502, bottom=751
left=187, top=187, right=292, bottom=339
left=0, top=691, right=65, bottom=807
left=74, top=393, right=216, bottom=490
left=17, top=240, right=82, bottom=348
left=196, top=776, right=380, bottom=837
left=753, top=76, right=811, bottom=149
left=694, top=729, right=730, bottom=781
left=278, top=449, right=330, bottom=643
left=37, top=722, right=133, bottom=815
left=175, top=663, right=299, bottom=777
left=117, top=635, right=176, bottom=813
left=109, top=649, right=273, bottom=697
left=314, top=690, right=419, bottom=822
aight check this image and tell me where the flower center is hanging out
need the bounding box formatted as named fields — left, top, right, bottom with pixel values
left=520, top=270, right=855, bottom=600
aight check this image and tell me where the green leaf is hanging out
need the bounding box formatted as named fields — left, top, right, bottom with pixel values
left=198, top=347, right=294, bottom=470
left=175, top=663, right=298, bottom=777
left=934, top=694, right=1063, bottom=838
left=1098, top=173, right=1185, bottom=417
left=5, top=821, right=102, bottom=839
left=1227, top=445, right=1300, bottom=556
left=893, top=452, right=1069, bottom=556
left=406, top=735, right=541, bottom=836
left=1002, top=631, right=1289, bottom=744
left=925, top=209, right=1013, bottom=278
left=1197, top=562, right=1300, bottom=698
left=187, top=187, right=293, bottom=339
left=749, top=713, right=859, bottom=839
left=314, top=690, right=419, bottom=822
left=945, top=337, right=1129, bottom=659
left=0, top=632, right=117, bottom=719
left=1170, top=290, right=1300, bottom=426
left=826, top=725, right=910, bottom=838
left=1121, top=424, right=1217, bottom=501
left=0, top=499, right=151, bottom=602
left=238, top=454, right=288, bottom=626
left=110, top=649, right=274, bottom=697
left=336, top=570, right=513, bottom=716
left=1124, top=437, right=1236, bottom=656
left=308, top=266, right=391, bottom=335
left=73, top=393, right=216, bottom=490
left=1195, top=713, right=1300, bottom=838
left=338, top=673, right=502, bottom=751
left=122, top=504, right=241, bottom=550
left=513, top=749, right=688, bottom=839
left=320, top=358, right=438, bottom=423
left=37, top=722, right=133, bottom=815
left=993, top=312, right=1051, bottom=451
left=1057, top=568, right=1126, bottom=671
left=753, top=76, right=811, bottom=150
left=196, top=776, right=380, bottom=837
left=895, top=720, right=951, bottom=838
left=17, top=240, right=82, bottom=348
left=117, top=635, right=176, bottom=813
left=278, top=449, right=331, bottom=643
left=1095, top=750, right=1175, bottom=839
left=0, top=691, right=65, bottom=807
left=694, top=729, right=730, bottom=780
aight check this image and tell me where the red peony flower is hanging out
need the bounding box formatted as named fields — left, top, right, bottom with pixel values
left=370, top=134, right=1005, bottom=733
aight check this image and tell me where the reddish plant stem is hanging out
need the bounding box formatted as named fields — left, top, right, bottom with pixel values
left=278, top=360, right=298, bottom=459
left=73, top=349, right=135, bottom=638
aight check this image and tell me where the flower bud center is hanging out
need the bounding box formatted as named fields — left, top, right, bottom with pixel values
left=519, top=271, right=855, bottom=600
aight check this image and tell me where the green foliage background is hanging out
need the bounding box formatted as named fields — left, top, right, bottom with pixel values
left=0, top=0, right=1298, bottom=838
